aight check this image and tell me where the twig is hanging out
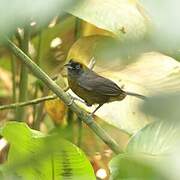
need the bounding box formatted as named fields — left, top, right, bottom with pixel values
left=6, top=39, right=122, bottom=154
left=0, top=95, right=57, bottom=110
left=33, top=31, right=43, bottom=129
left=10, top=54, right=17, bottom=103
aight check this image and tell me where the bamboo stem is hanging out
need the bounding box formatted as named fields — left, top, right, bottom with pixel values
left=15, top=27, right=31, bottom=121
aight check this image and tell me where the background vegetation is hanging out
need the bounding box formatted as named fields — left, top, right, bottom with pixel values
left=0, top=0, right=180, bottom=179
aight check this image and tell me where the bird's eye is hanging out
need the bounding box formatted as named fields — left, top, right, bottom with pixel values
left=76, top=64, right=81, bottom=69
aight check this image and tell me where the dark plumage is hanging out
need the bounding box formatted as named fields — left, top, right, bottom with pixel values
left=65, top=59, right=146, bottom=115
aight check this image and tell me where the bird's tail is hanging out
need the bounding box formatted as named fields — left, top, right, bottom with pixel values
left=125, top=91, right=147, bottom=100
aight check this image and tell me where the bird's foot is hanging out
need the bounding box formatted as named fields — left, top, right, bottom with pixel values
left=67, top=98, right=74, bottom=106
left=86, top=113, right=94, bottom=125
left=73, top=97, right=86, bottom=104
left=67, top=96, right=86, bottom=106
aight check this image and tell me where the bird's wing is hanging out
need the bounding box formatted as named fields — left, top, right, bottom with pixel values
left=78, top=73, right=122, bottom=96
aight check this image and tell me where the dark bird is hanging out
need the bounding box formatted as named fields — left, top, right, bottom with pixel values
left=65, top=59, right=146, bottom=115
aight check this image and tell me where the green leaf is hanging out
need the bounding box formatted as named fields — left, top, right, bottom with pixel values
left=127, top=121, right=180, bottom=154
left=109, top=121, right=180, bottom=179
left=68, top=0, right=150, bottom=40
left=0, top=122, right=95, bottom=180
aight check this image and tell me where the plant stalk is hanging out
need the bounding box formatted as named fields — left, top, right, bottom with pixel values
left=15, top=27, right=30, bottom=121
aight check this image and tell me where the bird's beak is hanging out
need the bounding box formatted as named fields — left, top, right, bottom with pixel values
left=64, top=63, right=72, bottom=69
left=64, top=63, right=70, bottom=67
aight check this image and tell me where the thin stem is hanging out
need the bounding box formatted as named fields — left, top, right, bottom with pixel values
left=10, top=54, right=16, bottom=103
left=33, top=102, right=44, bottom=130
left=66, top=109, right=74, bottom=142
left=15, top=26, right=31, bottom=121
left=75, top=18, right=81, bottom=40
left=77, top=117, right=82, bottom=147
left=33, top=31, right=43, bottom=127
left=7, top=39, right=121, bottom=154
left=0, top=95, right=57, bottom=110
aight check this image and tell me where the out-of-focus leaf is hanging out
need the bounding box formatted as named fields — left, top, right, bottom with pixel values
left=0, top=0, right=77, bottom=39
left=109, top=120, right=180, bottom=180
left=45, top=99, right=67, bottom=125
left=140, top=0, right=180, bottom=54
left=67, top=35, right=180, bottom=134
left=0, top=122, right=95, bottom=180
left=45, top=74, right=68, bottom=125
left=0, top=68, right=12, bottom=97
left=141, top=93, right=180, bottom=122
left=68, top=0, right=150, bottom=40
left=127, top=121, right=180, bottom=154
left=32, top=16, right=76, bottom=74
left=109, top=153, right=165, bottom=180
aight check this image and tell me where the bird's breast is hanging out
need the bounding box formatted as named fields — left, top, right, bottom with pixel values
left=68, top=76, right=108, bottom=105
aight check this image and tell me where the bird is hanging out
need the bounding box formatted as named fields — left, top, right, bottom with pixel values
left=64, top=59, right=146, bottom=115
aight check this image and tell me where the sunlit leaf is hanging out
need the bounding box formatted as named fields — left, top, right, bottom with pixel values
left=81, top=21, right=113, bottom=37
left=0, top=122, right=95, bottom=180
left=68, top=0, right=150, bottom=40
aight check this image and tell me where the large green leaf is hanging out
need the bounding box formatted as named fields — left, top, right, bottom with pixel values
left=0, top=122, right=95, bottom=180
left=109, top=120, right=180, bottom=179
left=68, top=0, right=150, bottom=40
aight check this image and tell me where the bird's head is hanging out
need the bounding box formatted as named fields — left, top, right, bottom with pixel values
left=64, top=59, right=86, bottom=76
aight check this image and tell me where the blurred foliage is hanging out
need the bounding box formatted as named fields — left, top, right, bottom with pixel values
left=0, top=0, right=180, bottom=179
left=0, top=0, right=77, bottom=39
left=109, top=120, right=180, bottom=179
left=32, top=16, right=77, bottom=74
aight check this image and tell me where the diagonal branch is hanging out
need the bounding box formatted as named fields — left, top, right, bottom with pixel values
left=6, top=39, right=121, bottom=154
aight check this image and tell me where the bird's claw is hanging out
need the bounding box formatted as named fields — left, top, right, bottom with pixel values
left=67, top=98, right=74, bottom=106
left=67, top=96, right=86, bottom=106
